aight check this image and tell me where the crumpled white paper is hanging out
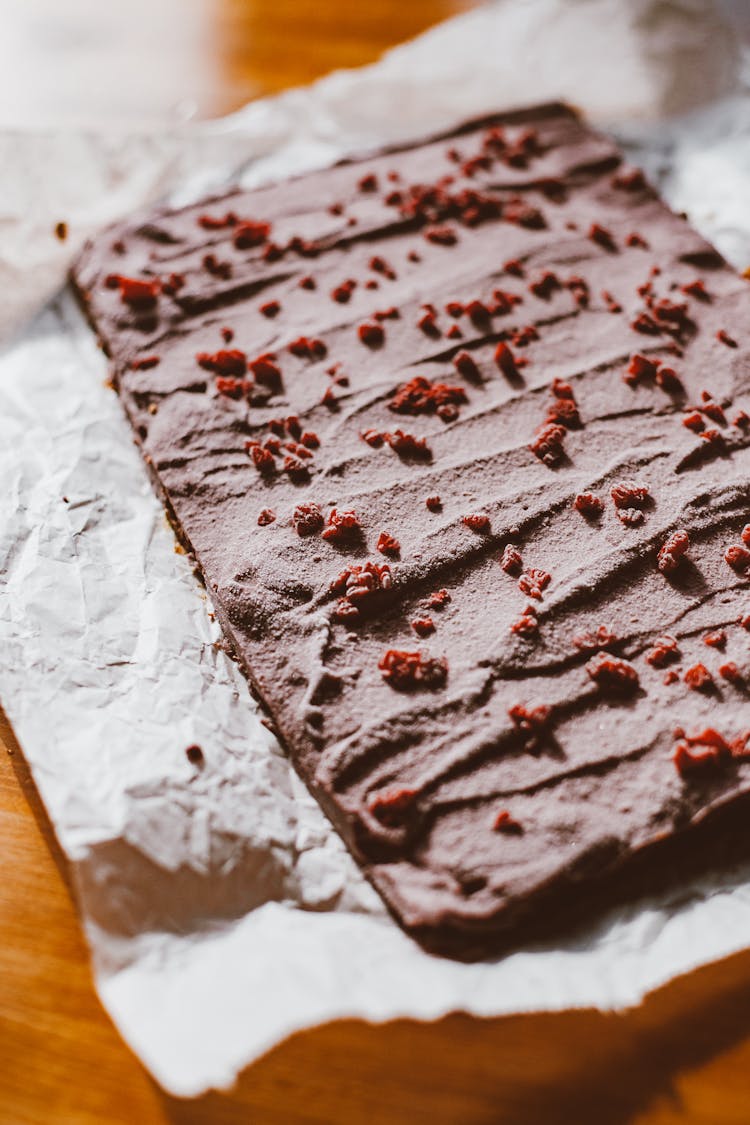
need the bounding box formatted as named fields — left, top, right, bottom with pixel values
left=2, top=0, right=750, bottom=1098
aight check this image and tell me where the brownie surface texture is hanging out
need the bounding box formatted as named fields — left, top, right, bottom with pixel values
left=72, top=103, right=750, bottom=958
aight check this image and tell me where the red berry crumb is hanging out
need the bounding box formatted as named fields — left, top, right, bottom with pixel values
left=377, top=531, right=400, bottom=556
left=500, top=544, right=523, bottom=575
left=703, top=630, right=726, bottom=649
left=321, top=508, right=362, bottom=543
left=657, top=529, right=690, bottom=575
left=719, top=662, right=743, bottom=685
left=586, top=652, right=639, bottom=693
left=378, top=650, right=448, bottom=691
left=725, top=545, right=750, bottom=577
left=293, top=503, right=324, bottom=537
left=574, top=493, right=604, bottom=519
left=428, top=588, right=451, bottom=609
left=358, top=322, right=385, bottom=348
left=518, top=568, right=551, bottom=600
left=646, top=635, right=680, bottom=667
left=425, top=496, right=442, bottom=512
left=493, top=810, right=523, bottom=835
left=462, top=514, right=490, bottom=533
left=369, top=787, right=417, bottom=826
left=257, top=508, right=276, bottom=526
left=411, top=617, right=435, bottom=637
left=684, top=663, right=714, bottom=692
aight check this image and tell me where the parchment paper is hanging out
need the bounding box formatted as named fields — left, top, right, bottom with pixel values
left=2, top=0, right=750, bottom=1098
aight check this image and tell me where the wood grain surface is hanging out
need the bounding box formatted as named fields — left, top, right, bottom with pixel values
left=2, top=2, right=750, bottom=1122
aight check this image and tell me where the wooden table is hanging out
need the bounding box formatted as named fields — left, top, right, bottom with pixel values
left=2, top=3, right=750, bottom=1121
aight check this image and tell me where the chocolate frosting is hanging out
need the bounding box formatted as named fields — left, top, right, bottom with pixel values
left=72, top=103, right=750, bottom=958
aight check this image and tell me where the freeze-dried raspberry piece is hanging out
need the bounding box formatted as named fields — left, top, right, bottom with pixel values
left=684, top=663, right=714, bottom=692
left=682, top=279, right=710, bottom=301
left=417, top=309, right=440, bottom=336
left=586, top=652, right=639, bottom=693
left=283, top=455, right=310, bottom=481
left=588, top=223, right=616, bottom=250
left=741, top=524, right=750, bottom=546
left=657, top=529, right=690, bottom=575
left=233, top=220, right=271, bottom=249
left=512, top=325, right=539, bottom=347
left=493, top=810, right=523, bottom=835
left=377, top=531, right=400, bottom=556
left=682, top=411, right=705, bottom=433
left=293, top=503, right=324, bottom=537
left=529, top=271, right=560, bottom=299
left=369, top=787, right=417, bottom=826
left=321, top=508, right=362, bottom=543
left=655, top=366, right=683, bottom=393
left=701, top=401, right=727, bottom=425
left=529, top=423, right=566, bottom=467
left=257, top=508, right=276, bottom=526
left=288, top=336, right=327, bottom=360
left=704, top=630, right=727, bottom=649
left=626, top=232, right=649, bottom=248
left=646, top=635, right=679, bottom=667
left=386, top=430, right=431, bottom=459
left=424, top=226, right=457, bottom=246
left=388, top=375, right=467, bottom=416
left=462, top=514, right=490, bottom=533
left=197, top=348, right=247, bottom=376
left=725, top=545, right=750, bottom=576
left=249, top=356, right=282, bottom=388
left=332, top=564, right=392, bottom=619
left=565, top=275, right=590, bottom=307
left=428, top=588, right=451, bottom=609
left=518, top=568, right=551, bottom=600
left=573, top=625, right=617, bottom=652
left=464, top=299, right=492, bottom=327
left=494, top=341, right=521, bottom=380
left=717, top=329, right=737, bottom=348
left=115, top=276, right=160, bottom=307
left=574, top=493, right=604, bottom=519
left=411, top=617, right=435, bottom=637
left=672, top=731, right=727, bottom=776
left=510, top=607, right=539, bottom=636
left=425, top=495, right=442, bottom=512
left=358, top=322, right=385, bottom=347
left=508, top=703, right=551, bottom=749
left=624, top=353, right=658, bottom=387
left=500, top=544, right=523, bottom=574
left=197, top=211, right=237, bottom=230
left=378, top=650, right=448, bottom=691
left=617, top=508, right=645, bottom=527
left=130, top=355, right=160, bottom=371
left=545, top=395, right=580, bottom=428
left=250, top=445, right=276, bottom=474
left=453, top=351, right=481, bottom=382
left=631, top=311, right=661, bottom=336
left=611, top=480, right=650, bottom=509
left=361, top=429, right=385, bottom=448
left=719, top=662, right=744, bottom=685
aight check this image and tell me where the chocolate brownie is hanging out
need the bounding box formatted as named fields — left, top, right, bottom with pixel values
left=72, top=103, right=750, bottom=958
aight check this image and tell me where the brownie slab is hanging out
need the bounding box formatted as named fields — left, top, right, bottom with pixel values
left=72, top=103, right=750, bottom=958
